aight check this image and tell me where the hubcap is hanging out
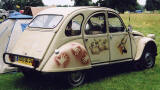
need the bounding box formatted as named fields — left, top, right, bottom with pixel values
left=70, top=72, right=83, bottom=83
left=145, top=52, right=154, bottom=68
left=68, top=71, right=85, bottom=87
left=2, top=16, right=5, bottom=20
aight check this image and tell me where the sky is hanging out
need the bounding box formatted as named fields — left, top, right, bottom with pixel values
left=42, top=0, right=146, bottom=6
left=137, top=0, right=146, bottom=6
left=42, top=0, right=74, bottom=6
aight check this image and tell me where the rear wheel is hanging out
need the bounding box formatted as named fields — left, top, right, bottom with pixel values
left=20, top=68, right=41, bottom=79
left=66, top=71, right=86, bottom=87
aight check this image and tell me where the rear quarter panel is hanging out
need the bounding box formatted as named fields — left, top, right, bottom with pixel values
left=42, top=40, right=91, bottom=72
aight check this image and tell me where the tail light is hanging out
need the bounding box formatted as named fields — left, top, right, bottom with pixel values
left=32, top=59, right=40, bottom=68
left=9, top=55, right=15, bottom=62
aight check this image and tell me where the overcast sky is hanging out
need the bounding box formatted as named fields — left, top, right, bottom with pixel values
left=42, top=0, right=146, bottom=6
left=138, top=0, right=146, bottom=6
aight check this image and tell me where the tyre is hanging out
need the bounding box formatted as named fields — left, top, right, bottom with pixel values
left=66, top=71, right=85, bottom=87
left=2, top=15, right=6, bottom=21
left=21, top=68, right=41, bottom=79
left=134, top=49, right=155, bottom=70
left=142, top=51, right=155, bottom=69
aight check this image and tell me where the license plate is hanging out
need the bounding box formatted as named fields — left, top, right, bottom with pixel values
left=16, top=56, right=34, bottom=66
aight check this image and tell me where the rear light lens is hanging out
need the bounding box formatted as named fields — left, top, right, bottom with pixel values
left=9, top=55, right=15, bottom=62
left=32, top=59, right=40, bottom=68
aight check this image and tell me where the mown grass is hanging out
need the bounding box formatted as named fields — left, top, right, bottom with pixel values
left=1, top=14, right=160, bottom=90
left=0, top=19, right=3, bottom=23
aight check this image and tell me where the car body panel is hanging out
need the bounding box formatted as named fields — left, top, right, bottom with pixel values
left=84, top=34, right=110, bottom=64
left=134, top=37, right=155, bottom=60
left=11, top=30, right=54, bottom=59
left=109, top=32, right=132, bottom=61
left=42, top=40, right=91, bottom=72
left=0, top=9, right=9, bottom=18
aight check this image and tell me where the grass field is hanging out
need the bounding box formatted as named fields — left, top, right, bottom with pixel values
left=1, top=14, right=160, bottom=90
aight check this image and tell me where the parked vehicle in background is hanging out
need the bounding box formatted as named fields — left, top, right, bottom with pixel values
left=135, top=10, right=143, bottom=13
left=8, top=10, right=17, bottom=15
left=3, top=7, right=157, bottom=87
left=0, top=9, right=9, bottom=20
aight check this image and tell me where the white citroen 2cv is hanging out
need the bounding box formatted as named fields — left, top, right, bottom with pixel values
left=3, top=7, right=157, bottom=87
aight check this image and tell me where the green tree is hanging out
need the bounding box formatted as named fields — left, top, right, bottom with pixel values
left=145, top=0, right=160, bottom=10
left=1, top=0, right=44, bottom=10
left=96, top=0, right=139, bottom=12
left=74, top=0, right=92, bottom=6
left=1, top=0, right=15, bottom=10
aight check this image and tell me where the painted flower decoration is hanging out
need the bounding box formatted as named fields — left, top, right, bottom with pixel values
left=71, top=44, right=90, bottom=65
left=55, top=52, right=70, bottom=68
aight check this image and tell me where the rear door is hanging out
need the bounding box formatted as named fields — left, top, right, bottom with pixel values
left=84, top=12, right=110, bottom=64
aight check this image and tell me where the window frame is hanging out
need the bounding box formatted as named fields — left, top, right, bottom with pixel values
left=84, top=11, right=107, bottom=35
left=107, top=11, right=127, bottom=33
left=28, top=14, right=64, bottom=29
left=65, top=14, right=84, bottom=37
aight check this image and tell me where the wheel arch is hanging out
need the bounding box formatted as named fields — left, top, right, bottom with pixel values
left=2, top=15, right=6, bottom=18
left=134, top=37, right=157, bottom=61
left=144, top=41, right=157, bottom=56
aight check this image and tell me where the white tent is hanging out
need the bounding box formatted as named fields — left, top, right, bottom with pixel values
left=0, top=7, right=55, bottom=73
left=0, top=14, right=32, bottom=73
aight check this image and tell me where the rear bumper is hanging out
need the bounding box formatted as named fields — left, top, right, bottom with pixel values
left=3, top=53, right=40, bottom=69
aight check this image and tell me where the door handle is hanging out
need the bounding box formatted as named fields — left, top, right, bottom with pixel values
left=85, top=38, right=88, bottom=42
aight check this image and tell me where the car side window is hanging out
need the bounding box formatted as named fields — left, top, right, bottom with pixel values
left=85, top=13, right=106, bottom=35
left=65, top=14, right=83, bottom=36
left=108, top=13, right=125, bottom=33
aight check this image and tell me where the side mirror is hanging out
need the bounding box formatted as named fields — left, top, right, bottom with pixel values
left=128, top=25, right=132, bottom=32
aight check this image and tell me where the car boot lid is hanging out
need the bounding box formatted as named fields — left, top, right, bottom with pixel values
left=9, top=30, right=55, bottom=59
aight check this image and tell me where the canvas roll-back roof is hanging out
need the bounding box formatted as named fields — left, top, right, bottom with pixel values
left=37, top=7, right=119, bottom=16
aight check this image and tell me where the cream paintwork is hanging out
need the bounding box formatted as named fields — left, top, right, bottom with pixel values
left=37, top=8, right=94, bottom=71
left=42, top=40, right=91, bottom=72
left=4, top=7, right=157, bottom=73
left=11, top=30, right=54, bottom=59
left=129, top=34, right=137, bottom=60
left=84, top=34, right=110, bottom=63
left=132, top=31, right=144, bottom=37
left=130, top=30, right=155, bottom=60
left=84, top=11, right=110, bottom=64
left=37, top=8, right=102, bottom=71
left=147, top=34, right=155, bottom=40
left=109, top=32, right=132, bottom=61
left=134, top=37, right=155, bottom=60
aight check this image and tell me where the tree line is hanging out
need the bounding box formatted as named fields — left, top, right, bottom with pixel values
left=74, top=0, right=160, bottom=12
left=0, top=0, right=160, bottom=13
left=145, top=0, right=160, bottom=11
left=0, top=0, right=43, bottom=11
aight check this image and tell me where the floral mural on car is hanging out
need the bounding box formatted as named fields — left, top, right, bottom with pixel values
left=55, top=52, right=70, bottom=68
left=71, top=43, right=90, bottom=65
left=118, top=35, right=128, bottom=54
left=89, top=39, right=109, bottom=54
left=54, top=42, right=90, bottom=68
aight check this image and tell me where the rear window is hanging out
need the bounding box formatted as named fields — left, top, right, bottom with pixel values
left=29, top=14, right=63, bottom=29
